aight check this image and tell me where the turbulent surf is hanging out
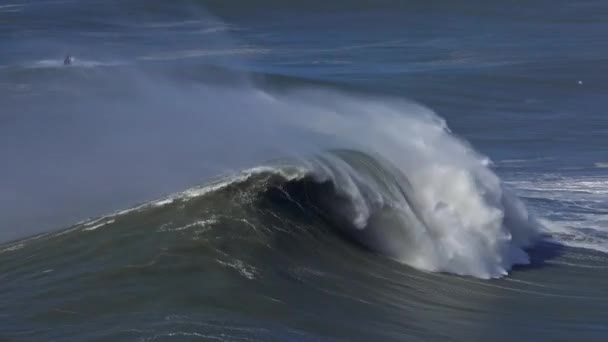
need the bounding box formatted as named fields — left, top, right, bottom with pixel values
left=2, top=0, right=608, bottom=341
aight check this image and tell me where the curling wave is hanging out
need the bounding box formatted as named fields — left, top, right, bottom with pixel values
left=223, top=87, right=541, bottom=278
left=217, top=147, right=537, bottom=278
left=47, top=146, right=540, bottom=279
left=262, top=149, right=539, bottom=278
left=7, top=82, right=542, bottom=279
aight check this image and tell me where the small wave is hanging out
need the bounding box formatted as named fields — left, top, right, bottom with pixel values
left=0, top=4, right=24, bottom=12
left=130, top=20, right=239, bottom=34
left=496, top=157, right=554, bottom=165
left=540, top=219, right=608, bottom=254
left=191, top=25, right=240, bottom=35
left=24, top=59, right=125, bottom=69
left=137, top=48, right=269, bottom=62
left=132, top=19, right=209, bottom=29
left=161, top=332, right=223, bottom=340
left=509, top=176, right=608, bottom=197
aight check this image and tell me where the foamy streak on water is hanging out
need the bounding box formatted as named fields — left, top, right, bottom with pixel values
left=540, top=219, right=608, bottom=254
left=82, top=219, right=115, bottom=231
left=26, top=59, right=125, bottom=69
left=138, top=48, right=269, bottom=62
left=0, top=4, right=24, bottom=12
left=507, top=175, right=608, bottom=253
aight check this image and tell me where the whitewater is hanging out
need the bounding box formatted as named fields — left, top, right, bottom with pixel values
left=2, top=1, right=608, bottom=341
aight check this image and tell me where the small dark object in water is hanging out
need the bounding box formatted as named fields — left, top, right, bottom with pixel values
left=64, top=55, right=73, bottom=65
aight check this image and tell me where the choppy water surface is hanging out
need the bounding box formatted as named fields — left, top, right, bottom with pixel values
left=1, top=1, right=608, bottom=341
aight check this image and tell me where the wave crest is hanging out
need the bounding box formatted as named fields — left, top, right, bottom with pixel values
left=256, top=148, right=539, bottom=279
left=4, top=74, right=541, bottom=279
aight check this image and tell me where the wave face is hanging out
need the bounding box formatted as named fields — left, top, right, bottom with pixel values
left=4, top=80, right=540, bottom=278
left=148, top=83, right=540, bottom=279
left=0, top=147, right=543, bottom=339
left=1, top=54, right=541, bottom=278
left=266, top=148, right=538, bottom=278
left=3, top=76, right=543, bottom=280
left=258, top=87, right=541, bottom=278
left=3, top=0, right=608, bottom=340
left=59, top=140, right=538, bottom=279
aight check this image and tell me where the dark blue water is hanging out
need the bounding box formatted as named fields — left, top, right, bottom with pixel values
left=1, top=1, right=608, bottom=340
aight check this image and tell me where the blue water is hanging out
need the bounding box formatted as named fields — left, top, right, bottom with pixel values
left=1, top=0, right=608, bottom=340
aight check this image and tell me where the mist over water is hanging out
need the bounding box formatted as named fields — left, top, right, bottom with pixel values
left=2, top=1, right=608, bottom=340
left=0, top=4, right=263, bottom=241
left=2, top=57, right=541, bottom=278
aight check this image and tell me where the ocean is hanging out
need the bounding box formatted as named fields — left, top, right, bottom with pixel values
left=1, top=0, right=608, bottom=340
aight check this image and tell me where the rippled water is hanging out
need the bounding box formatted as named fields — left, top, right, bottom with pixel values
left=1, top=1, right=608, bottom=341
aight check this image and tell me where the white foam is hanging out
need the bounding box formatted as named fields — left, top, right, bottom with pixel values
left=192, top=25, right=239, bottom=35
left=0, top=4, right=24, bottom=12
left=83, top=219, right=115, bottom=231
left=152, top=198, right=174, bottom=207
left=509, top=177, right=608, bottom=196
left=507, top=175, right=608, bottom=253
left=164, top=332, right=222, bottom=340
left=58, top=166, right=305, bottom=237
left=178, top=166, right=306, bottom=200
left=158, top=218, right=218, bottom=232
left=26, top=59, right=125, bottom=69
left=216, top=259, right=257, bottom=280
left=496, top=157, right=554, bottom=166
left=261, top=90, right=539, bottom=278
left=0, top=243, right=24, bottom=254
left=133, top=20, right=208, bottom=29
left=137, top=48, right=269, bottom=62
left=539, top=219, right=608, bottom=253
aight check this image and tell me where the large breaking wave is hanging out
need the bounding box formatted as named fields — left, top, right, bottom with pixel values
left=211, top=86, right=541, bottom=278
left=142, top=140, right=539, bottom=279
left=0, top=6, right=541, bottom=276
left=271, top=151, right=538, bottom=279
left=5, top=75, right=540, bottom=278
